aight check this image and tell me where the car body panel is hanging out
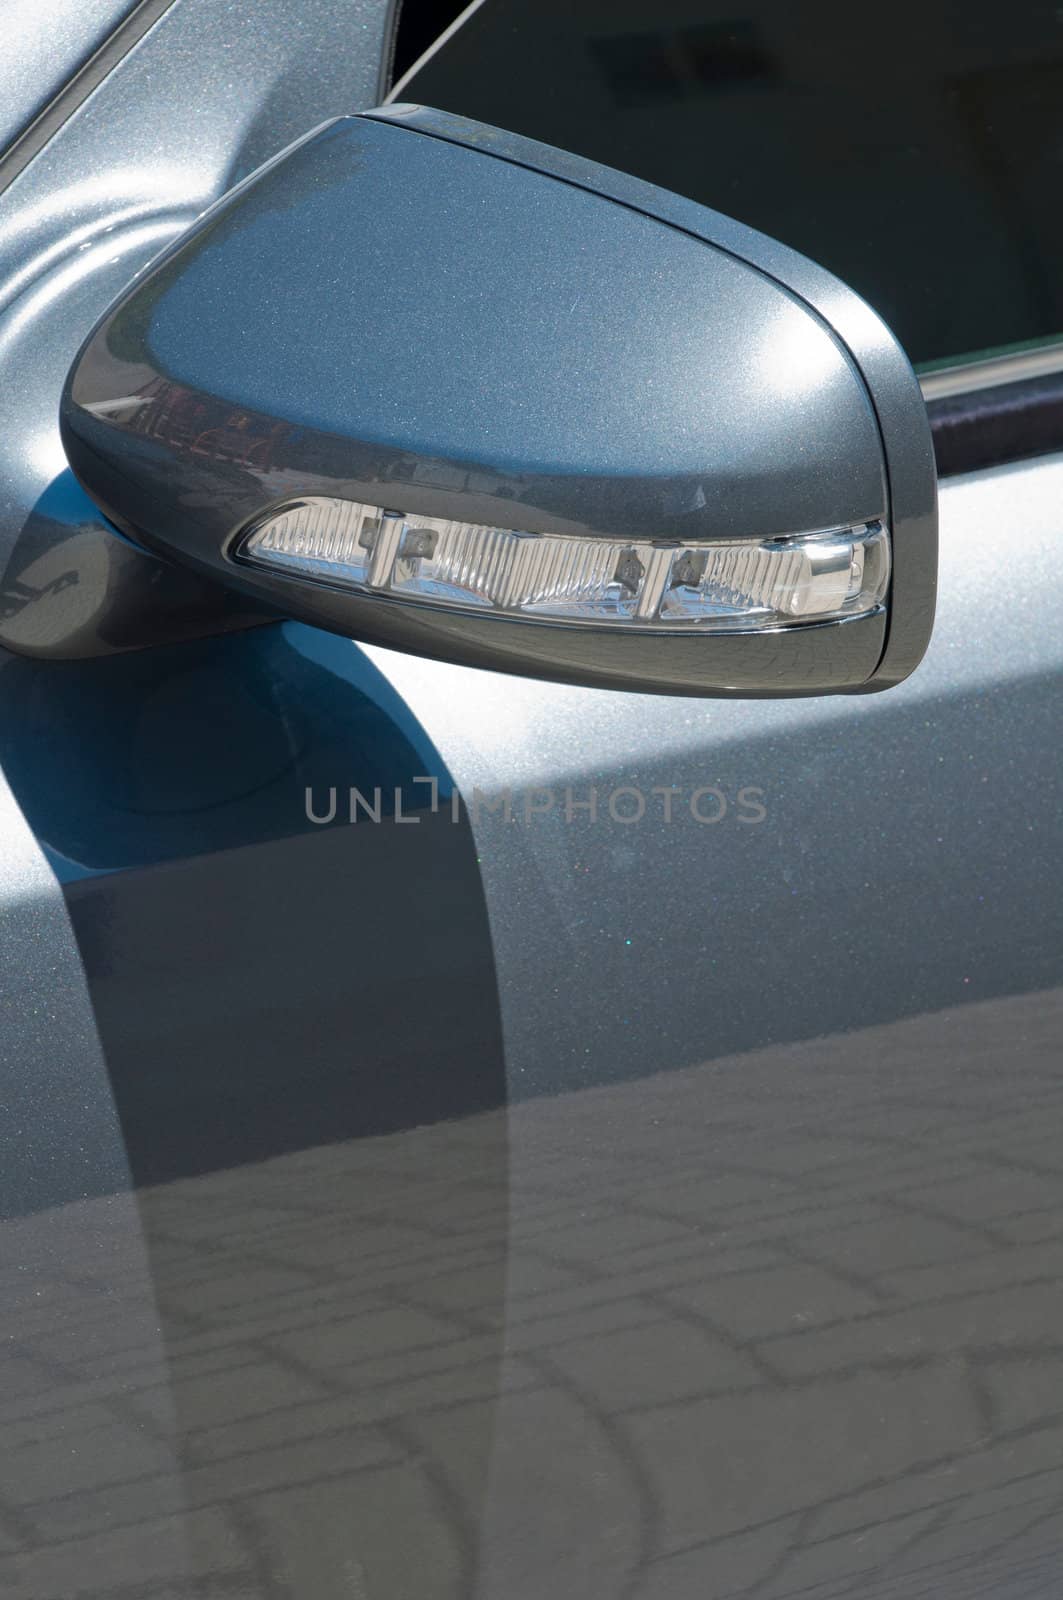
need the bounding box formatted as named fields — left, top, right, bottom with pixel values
left=0, top=0, right=395, bottom=658
left=2, top=450, right=1062, bottom=1596
left=1, top=2, right=1062, bottom=1597
left=0, top=0, right=138, bottom=160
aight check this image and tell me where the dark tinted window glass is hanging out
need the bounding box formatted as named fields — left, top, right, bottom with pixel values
left=401, top=0, right=1063, bottom=369
left=391, top=0, right=471, bottom=85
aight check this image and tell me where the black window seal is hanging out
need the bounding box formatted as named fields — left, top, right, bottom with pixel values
left=928, top=368, right=1063, bottom=478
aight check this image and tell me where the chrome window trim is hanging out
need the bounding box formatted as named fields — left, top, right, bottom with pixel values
left=387, top=0, right=490, bottom=103
left=920, top=341, right=1063, bottom=402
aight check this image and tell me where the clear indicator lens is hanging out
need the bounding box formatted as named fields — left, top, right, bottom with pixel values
left=240, top=499, right=889, bottom=631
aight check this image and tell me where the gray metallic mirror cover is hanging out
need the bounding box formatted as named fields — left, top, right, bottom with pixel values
left=60, top=106, right=937, bottom=697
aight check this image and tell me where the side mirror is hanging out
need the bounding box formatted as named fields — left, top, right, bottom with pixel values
left=61, top=106, right=936, bottom=697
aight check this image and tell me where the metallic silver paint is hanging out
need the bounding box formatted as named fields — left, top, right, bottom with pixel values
left=0, top=0, right=135, bottom=160
left=0, top=764, right=183, bottom=1594
left=0, top=0, right=395, bottom=657
left=66, top=121, right=885, bottom=538
left=5, top=989, right=1063, bottom=1598
left=59, top=110, right=933, bottom=694
left=365, top=450, right=1063, bottom=1076
left=0, top=767, right=130, bottom=1211
left=376, top=105, right=939, bottom=691
left=0, top=447, right=1061, bottom=1596
left=1, top=1, right=1061, bottom=1594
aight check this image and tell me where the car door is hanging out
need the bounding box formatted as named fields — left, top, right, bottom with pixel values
left=2, top=2, right=1063, bottom=1598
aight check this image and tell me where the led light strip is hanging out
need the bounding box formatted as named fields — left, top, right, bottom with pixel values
left=238, top=498, right=890, bottom=632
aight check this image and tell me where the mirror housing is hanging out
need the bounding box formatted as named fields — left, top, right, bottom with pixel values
left=61, top=106, right=936, bottom=696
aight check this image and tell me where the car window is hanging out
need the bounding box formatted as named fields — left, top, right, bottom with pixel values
left=400, top=0, right=1063, bottom=373
left=390, top=0, right=472, bottom=84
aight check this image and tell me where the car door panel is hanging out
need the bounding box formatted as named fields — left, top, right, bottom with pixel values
left=2, top=1, right=1062, bottom=1596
